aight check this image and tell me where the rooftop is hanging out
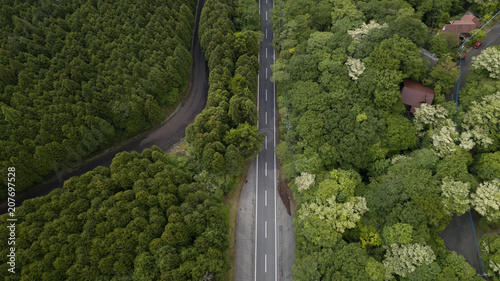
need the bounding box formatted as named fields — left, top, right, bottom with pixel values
left=401, top=79, right=435, bottom=114
left=438, top=13, right=481, bottom=37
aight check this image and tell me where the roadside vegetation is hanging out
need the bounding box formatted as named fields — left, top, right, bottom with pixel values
left=186, top=1, right=262, bottom=277
left=0, top=0, right=197, bottom=198
left=186, top=0, right=262, bottom=192
left=464, top=45, right=500, bottom=278
left=271, top=0, right=500, bottom=279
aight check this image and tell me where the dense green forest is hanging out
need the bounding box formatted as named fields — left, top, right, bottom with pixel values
left=271, top=0, right=500, bottom=279
left=0, top=0, right=196, bottom=197
left=0, top=0, right=263, bottom=280
left=186, top=0, right=262, bottom=192
left=1, top=147, right=230, bottom=280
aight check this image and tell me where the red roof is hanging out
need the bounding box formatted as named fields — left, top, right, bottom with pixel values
left=401, top=80, right=434, bottom=114
left=461, top=14, right=481, bottom=27
left=438, top=13, right=481, bottom=37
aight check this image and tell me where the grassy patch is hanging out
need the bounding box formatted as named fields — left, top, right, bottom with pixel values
left=222, top=160, right=252, bottom=281
left=167, top=139, right=190, bottom=157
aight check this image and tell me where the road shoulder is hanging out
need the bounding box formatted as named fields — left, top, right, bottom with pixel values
left=235, top=158, right=257, bottom=281
left=277, top=190, right=295, bottom=281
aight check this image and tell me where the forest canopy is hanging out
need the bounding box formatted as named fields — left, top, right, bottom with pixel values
left=1, top=0, right=263, bottom=279
left=271, top=0, right=500, bottom=279
left=186, top=0, right=262, bottom=192
left=0, top=147, right=230, bottom=280
left=0, top=0, right=197, bottom=197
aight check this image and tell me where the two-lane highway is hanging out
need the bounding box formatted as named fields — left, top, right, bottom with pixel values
left=255, top=0, right=277, bottom=280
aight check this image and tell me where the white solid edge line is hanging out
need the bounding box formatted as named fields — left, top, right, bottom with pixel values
left=255, top=2, right=260, bottom=278
left=255, top=156, right=259, bottom=281
left=273, top=36, right=278, bottom=281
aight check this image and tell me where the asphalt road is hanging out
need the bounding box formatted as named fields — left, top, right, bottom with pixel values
left=447, top=21, right=500, bottom=102
left=440, top=21, right=500, bottom=275
left=440, top=211, right=484, bottom=274
left=255, top=0, right=278, bottom=280
left=0, top=0, right=208, bottom=214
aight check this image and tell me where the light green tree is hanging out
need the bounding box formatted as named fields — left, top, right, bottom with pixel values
left=414, top=103, right=459, bottom=157
left=298, top=196, right=368, bottom=233
left=306, top=31, right=336, bottom=61
left=481, top=233, right=500, bottom=277
left=365, top=257, right=385, bottom=281
left=471, top=47, right=500, bottom=79
left=430, top=120, right=460, bottom=157
left=345, top=56, right=366, bottom=80
left=382, top=223, right=414, bottom=245
left=347, top=20, right=387, bottom=42
left=440, top=177, right=471, bottom=215
left=383, top=243, right=436, bottom=277
left=270, top=59, right=290, bottom=83
left=384, top=114, right=417, bottom=152
left=295, top=212, right=342, bottom=251
left=360, top=224, right=383, bottom=248
left=295, top=172, right=315, bottom=193
left=316, top=169, right=360, bottom=203
left=428, top=33, right=458, bottom=57
left=414, top=103, right=449, bottom=133
left=472, top=179, right=500, bottom=224
left=460, top=92, right=500, bottom=151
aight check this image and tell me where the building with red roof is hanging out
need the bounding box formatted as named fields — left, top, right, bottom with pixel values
left=438, top=13, right=481, bottom=40
left=401, top=80, right=435, bottom=114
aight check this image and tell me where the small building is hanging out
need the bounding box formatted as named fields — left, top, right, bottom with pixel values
left=420, top=48, right=439, bottom=70
left=401, top=79, right=434, bottom=114
left=438, top=13, right=481, bottom=40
